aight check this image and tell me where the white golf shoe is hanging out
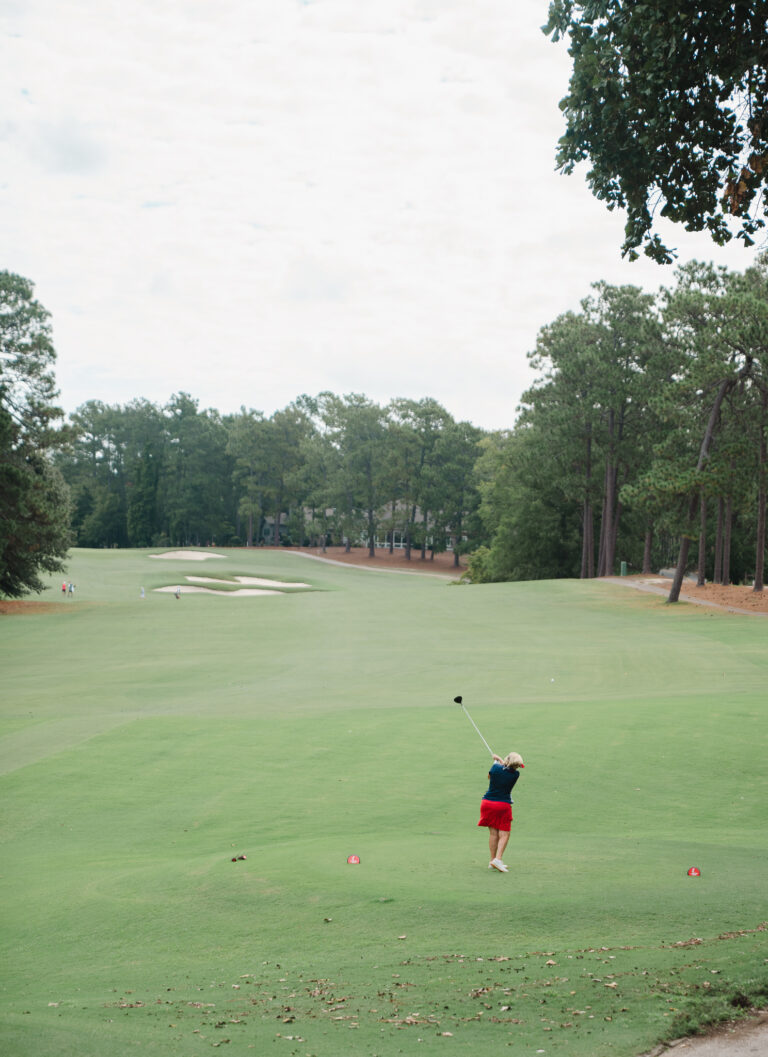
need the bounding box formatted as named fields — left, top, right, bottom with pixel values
left=490, top=858, right=509, bottom=873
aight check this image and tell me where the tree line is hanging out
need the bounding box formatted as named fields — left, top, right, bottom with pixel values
left=55, top=391, right=484, bottom=564
left=2, top=259, right=766, bottom=600
left=467, top=255, right=768, bottom=598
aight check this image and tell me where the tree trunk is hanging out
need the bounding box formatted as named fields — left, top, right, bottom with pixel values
left=669, top=377, right=732, bottom=603
left=608, top=492, right=622, bottom=575
left=452, top=508, right=463, bottom=567
left=601, top=410, right=617, bottom=577
left=586, top=503, right=595, bottom=578
left=581, top=432, right=593, bottom=579
left=368, top=506, right=375, bottom=558
left=596, top=494, right=607, bottom=577
left=273, top=488, right=283, bottom=548
left=754, top=389, right=767, bottom=592
left=406, top=503, right=418, bottom=560
left=714, top=498, right=724, bottom=584
left=642, top=523, right=653, bottom=574
left=580, top=500, right=590, bottom=579
left=697, top=491, right=707, bottom=586
left=721, top=493, right=732, bottom=585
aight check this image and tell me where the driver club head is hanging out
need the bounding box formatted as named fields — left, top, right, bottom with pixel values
left=454, top=695, right=462, bottom=704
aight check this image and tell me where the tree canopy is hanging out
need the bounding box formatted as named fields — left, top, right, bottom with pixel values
left=7, top=253, right=766, bottom=601
left=0, top=271, right=71, bottom=597
left=468, top=257, right=768, bottom=598
left=545, top=1, right=768, bottom=262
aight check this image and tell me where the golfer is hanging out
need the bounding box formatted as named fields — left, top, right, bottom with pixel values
left=478, top=752, right=524, bottom=873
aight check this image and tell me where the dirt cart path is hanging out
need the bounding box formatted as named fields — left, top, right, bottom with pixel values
left=639, top=1010, right=768, bottom=1056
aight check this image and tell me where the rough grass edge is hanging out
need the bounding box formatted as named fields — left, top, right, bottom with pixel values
left=665, top=977, right=768, bottom=1041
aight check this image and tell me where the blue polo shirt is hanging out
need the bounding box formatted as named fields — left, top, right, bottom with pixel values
left=482, top=763, right=520, bottom=804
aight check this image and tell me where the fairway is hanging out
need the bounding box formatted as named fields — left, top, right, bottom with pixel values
left=1, top=548, right=766, bottom=1057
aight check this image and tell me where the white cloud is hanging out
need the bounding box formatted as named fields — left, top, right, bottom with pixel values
left=0, top=0, right=759, bottom=431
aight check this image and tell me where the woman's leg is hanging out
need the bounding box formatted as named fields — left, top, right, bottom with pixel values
left=488, top=828, right=500, bottom=861
left=496, top=829, right=510, bottom=861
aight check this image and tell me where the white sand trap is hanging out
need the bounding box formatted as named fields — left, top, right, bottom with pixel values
left=154, top=585, right=282, bottom=596
left=149, top=550, right=226, bottom=561
left=185, top=575, right=310, bottom=588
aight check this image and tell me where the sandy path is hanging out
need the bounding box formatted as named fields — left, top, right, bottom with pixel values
left=184, top=575, right=310, bottom=588
left=637, top=1011, right=768, bottom=1056
left=153, top=585, right=282, bottom=596
left=149, top=550, right=226, bottom=560
left=604, top=577, right=768, bottom=617
left=286, top=546, right=460, bottom=578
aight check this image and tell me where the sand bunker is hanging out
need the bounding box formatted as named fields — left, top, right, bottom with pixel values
left=149, top=550, right=226, bottom=561
left=154, top=585, right=282, bottom=596
left=185, top=575, right=310, bottom=588
left=152, top=568, right=310, bottom=598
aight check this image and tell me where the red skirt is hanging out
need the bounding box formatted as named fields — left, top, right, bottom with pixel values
left=478, top=799, right=512, bottom=832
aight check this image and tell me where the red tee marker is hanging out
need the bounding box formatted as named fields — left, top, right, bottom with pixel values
left=687, top=867, right=701, bottom=877
left=347, top=854, right=360, bottom=865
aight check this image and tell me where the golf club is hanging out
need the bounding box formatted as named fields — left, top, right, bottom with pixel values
left=454, top=695, right=494, bottom=756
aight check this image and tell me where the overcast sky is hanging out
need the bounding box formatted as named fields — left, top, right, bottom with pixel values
left=2, top=0, right=760, bottom=431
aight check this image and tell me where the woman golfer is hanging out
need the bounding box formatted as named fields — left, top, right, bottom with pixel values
left=478, top=752, right=524, bottom=873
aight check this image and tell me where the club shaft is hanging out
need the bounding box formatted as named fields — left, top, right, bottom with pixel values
left=461, top=703, right=494, bottom=755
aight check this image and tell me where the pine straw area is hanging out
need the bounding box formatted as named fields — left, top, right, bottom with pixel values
left=296, top=549, right=768, bottom=613
left=294, top=545, right=465, bottom=576
left=0, top=600, right=72, bottom=616
left=622, top=575, right=768, bottom=615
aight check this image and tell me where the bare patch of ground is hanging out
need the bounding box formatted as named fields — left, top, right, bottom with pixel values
left=615, top=575, right=768, bottom=615
left=0, top=600, right=71, bottom=616
left=292, top=545, right=464, bottom=577
left=149, top=549, right=226, bottom=560
left=185, top=575, right=310, bottom=588
left=639, top=1009, right=768, bottom=1057
left=154, top=585, right=283, bottom=596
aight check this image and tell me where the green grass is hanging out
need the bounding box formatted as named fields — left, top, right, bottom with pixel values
left=1, top=547, right=766, bottom=1056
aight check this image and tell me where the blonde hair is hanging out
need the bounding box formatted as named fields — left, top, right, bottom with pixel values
left=503, top=752, right=524, bottom=770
